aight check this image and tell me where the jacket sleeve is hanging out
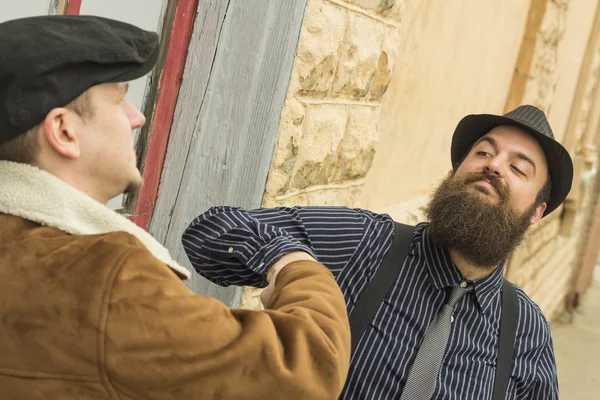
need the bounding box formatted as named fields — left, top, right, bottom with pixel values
left=102, top=250, right=351, bottom=400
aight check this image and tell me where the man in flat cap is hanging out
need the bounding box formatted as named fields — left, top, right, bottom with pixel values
left=0, top=15, right=350, bottom=400
left=185, top=105, right=573, bottom=399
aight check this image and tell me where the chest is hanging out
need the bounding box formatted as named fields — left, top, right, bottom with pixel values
left=341, top=263, right=529, bottom=399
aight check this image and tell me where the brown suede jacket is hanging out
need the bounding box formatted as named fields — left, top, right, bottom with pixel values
left=0, top=161, right=351, bottom=399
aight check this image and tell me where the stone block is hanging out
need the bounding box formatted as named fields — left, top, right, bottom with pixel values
left=240, top=286, right=263, bottom=310
left=291, top=104, right=348, bottom=189
left=264, top=98, right=305, bottom=197
left=506, top=253, right=525, bottom=282
left=343, top=0, right=382, bottom=12
left=332, top=12, right=385, bottom=99
left=295, top=0, right=347, bottom=96
left=348, top=185, right=366, bottom=208
left=342, top=0, right=405, bottom=20
left=376, top=195, right=428, bottom=225
left=543, top=217, right=560, bottom=242
left=370, top=25, right=400, bottom=100
left=331, top=105, right=381, bottom=182
left=380, top=0, right=405, bottom=21
left=512, top=260, right=532, bottom=287
left=530, top=229, right=546, bottom=255
left=263, top=191, right=311, bottom=208
left=265, top=99, right=305, bottom=196
left=539, top=1, right=567, bottom=45
left=307, top=187, right=351, bottom=205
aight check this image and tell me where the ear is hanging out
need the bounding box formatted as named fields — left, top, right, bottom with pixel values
left=529, top=202, right=547, bottom=225
left=40, top=108, right=82, bottom=159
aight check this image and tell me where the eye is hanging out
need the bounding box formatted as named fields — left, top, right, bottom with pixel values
left=476, top=151, right=491, bottom=157
left=511, top=165, right=525, bottom=176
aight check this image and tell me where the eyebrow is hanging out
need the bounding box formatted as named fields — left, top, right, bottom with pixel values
left=476, top=136, right=537, bottom=176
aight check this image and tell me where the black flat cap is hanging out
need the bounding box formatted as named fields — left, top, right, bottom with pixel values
left=451, top=105, right=574, bottom=217
left=0, top=15, right=159, bottom=143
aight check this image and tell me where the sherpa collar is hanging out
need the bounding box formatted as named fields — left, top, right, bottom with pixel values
left=0, top=161, right=190, bottom=279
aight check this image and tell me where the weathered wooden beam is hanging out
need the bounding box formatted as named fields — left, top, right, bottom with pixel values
left=150, top=0, right=308, bottom=305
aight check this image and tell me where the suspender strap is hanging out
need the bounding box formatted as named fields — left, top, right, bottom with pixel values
left=349, top=222, right=414, bottom=352
left=492, top=279, right=519, bottom=400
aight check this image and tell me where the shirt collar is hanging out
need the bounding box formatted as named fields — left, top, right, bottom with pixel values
left=415, top=223, right=504, bottom=312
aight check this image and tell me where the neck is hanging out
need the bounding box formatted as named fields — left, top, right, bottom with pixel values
left=448, top=248, right=498, bottom=281
left=37, top=162, right=108, bottom=205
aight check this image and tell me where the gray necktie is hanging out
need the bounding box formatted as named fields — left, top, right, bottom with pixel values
left=400, top=283, right=473, bottom=400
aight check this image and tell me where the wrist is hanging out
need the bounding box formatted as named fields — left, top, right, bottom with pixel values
left=266, top=251, right=316, bottom=284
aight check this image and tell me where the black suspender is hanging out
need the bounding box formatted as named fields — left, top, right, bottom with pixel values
left=348, top=222, right=519, bottom=400
left=492, top=279, right=519, bottom=399
left=349, top=223, right=413, bottom=352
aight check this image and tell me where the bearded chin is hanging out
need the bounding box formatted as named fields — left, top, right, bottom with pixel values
left=424, top=172, right=536, bottom=269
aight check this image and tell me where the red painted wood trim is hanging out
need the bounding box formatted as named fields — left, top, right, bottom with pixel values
left=65, top=0, right=83, bottom=15
left=130, top=0, right=198, bottom=230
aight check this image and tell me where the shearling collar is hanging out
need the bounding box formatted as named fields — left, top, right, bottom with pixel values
left=0, top=161, right=190, bottom=279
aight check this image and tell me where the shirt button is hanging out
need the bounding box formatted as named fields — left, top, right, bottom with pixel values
left=460, top=281, right=467, bottom=288
left=451, top=316, right=455, bottom=323
left=228, top=247, right=234, bottom=254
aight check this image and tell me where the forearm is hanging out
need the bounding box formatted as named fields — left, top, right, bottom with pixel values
left=182, top=205, right=388, bottom=288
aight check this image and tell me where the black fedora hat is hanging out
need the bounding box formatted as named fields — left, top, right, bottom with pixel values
left=451, top=105, right=573, bottom=217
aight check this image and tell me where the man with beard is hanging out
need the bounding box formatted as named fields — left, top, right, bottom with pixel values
left=182, top=105, right=573, bottom=400
left=0, top=15, right=352, bottom=400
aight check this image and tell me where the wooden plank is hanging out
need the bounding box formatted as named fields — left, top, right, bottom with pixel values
left=149, top=0, right=230, bottom=241
left=65, top=0, right=82, bottom=14
left=150, top=0, right=308, bottom=305
left=48, top=0, right=68, bottom=14
left=129, top=0, right=199, bottom=228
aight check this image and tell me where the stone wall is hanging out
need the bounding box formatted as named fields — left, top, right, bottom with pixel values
left=261, top=0, right=404, bottom=208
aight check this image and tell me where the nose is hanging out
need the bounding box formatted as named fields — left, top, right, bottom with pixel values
left=124, top=100, right=146, bottom=130
left=484, top=155, right=504, bottom=178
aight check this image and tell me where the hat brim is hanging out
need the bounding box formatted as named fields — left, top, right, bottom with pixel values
left=451, top=114, right=574, bottom=217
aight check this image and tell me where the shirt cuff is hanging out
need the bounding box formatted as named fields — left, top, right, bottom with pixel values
left=230, top=235, right=316, bottom=287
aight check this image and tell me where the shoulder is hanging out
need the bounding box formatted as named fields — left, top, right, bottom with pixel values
left=515, top=285, right=551, bottom=330
left=513, top=284, right=553, bottom=350
left=3, top=214, right=166, bottom=275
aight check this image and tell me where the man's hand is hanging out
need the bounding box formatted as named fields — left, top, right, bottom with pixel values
left=260, top=251, right=317, bottom=307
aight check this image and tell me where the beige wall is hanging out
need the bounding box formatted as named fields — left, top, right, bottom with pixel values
left=363, top=0, right=529, bottom=213
left=549, top=0, right=599, bottom=143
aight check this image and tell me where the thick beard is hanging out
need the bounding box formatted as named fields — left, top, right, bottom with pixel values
left=424, top=170, right=536, bottom=269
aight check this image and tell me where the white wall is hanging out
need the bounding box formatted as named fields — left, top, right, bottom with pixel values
left=0, top=0, right=55, bottom=21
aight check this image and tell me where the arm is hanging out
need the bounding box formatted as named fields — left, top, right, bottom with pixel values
left=527, top=334, right=558, bottom=399
left=103, top=250, right=351, bottom=400
left=182, top=205, right=394, bottom=287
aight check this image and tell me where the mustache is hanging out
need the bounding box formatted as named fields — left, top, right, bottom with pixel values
left=460, top=171, right=508, bottom=200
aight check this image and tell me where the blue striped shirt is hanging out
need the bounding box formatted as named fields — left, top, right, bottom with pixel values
left=182, top=206, right=558, bottom=399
